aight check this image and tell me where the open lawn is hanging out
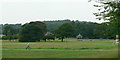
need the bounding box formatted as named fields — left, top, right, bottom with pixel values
left=2, top=38, right=118, bottom=58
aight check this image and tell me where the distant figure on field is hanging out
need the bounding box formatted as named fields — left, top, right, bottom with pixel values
left=26, top=43, right=31, bottom=50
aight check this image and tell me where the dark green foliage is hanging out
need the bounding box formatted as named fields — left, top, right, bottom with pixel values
left=3, top=24, right=15, bottom=36
left=40, top=20, right=117, bottom=39
left=55, top=23, right=74, bottom=37
left=43, top=19, right=71, bottom=32
left=71, top=21, right=96, bottom=38
left=3, top=24, right=21, bottom=36
left=92, top=0, right=120, bottom=39
left=2, top=24, right=21, bottom=40
left=43, top=33, right=55, bottom=42
left=1, top=19, right=116, bottom=40
left=2, top=35, right=18, bottom=40
left=55, top=23, right=74, bottom=42
left=19, top=21, right=47, bottom=42
left=0, top=24, right=3, bottom=34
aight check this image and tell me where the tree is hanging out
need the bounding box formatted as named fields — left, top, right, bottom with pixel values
left=2, top=24, right=22, bottom=40
left=55, top=23, right=74, bottom=42
left=43, top=19, right=71, bottom=32
left=71, top=21, right=98, bottom=39
left=91, top=0, right=120, bottom=39
left=19, top=21, right=47, bottom=42
left=3, top=24, right=15, bottom=41
left=3, top=24, right=14, bottom=36
left=43, top=32, right=55, bottom=42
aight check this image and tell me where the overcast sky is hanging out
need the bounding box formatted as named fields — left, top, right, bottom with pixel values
left=0, top=0, right=107, bottom=24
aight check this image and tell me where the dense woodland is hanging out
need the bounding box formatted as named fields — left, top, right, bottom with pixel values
left=45, top=20, right=116, bottom=39
left=0, top=19, right=117, bottom=41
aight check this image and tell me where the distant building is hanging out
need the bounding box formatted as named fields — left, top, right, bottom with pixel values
left=0, top=34, right=5, bottom=39
left=0, top=34, right=5, bottom=37
left=45, top=32, right=52, bottom=35
left=76, top=34, right=83, bottom=40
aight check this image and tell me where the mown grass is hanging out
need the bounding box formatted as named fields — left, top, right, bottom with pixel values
left=2, top=39, right=117, bottom=49
left=3, top=49, right=118, bottom=58
left=2, top=38, right=118, bottom=58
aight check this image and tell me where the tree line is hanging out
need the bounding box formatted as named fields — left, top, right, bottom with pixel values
left=0, top=19, right=116, bottom=42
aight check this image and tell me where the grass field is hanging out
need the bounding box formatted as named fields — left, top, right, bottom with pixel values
left=2, top=38, right=118, bottom=58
